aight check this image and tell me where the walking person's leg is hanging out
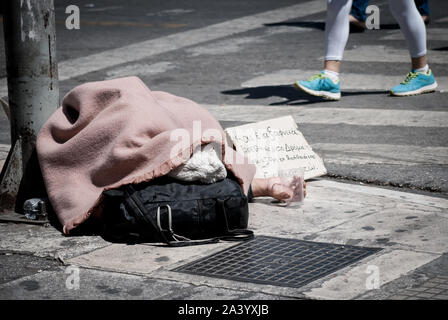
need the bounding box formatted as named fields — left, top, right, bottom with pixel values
left=294, top=0, right=353, bottom=100
left=389, top=0, right=437, bottom=96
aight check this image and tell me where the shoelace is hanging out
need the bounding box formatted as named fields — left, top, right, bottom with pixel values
left=401, top=71, right=419, bottom=85
left=308, top=73, right=326, bottom=81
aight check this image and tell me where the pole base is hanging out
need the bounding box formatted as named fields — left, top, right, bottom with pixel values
left=0, top=138, right=48, bottom=214
left=0, top=140, right=22, bottom=211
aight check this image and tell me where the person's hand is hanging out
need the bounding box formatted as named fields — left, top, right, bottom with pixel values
left=251, top=177, right=307, bottom=201
left=267, top=176, right=306, bottom=202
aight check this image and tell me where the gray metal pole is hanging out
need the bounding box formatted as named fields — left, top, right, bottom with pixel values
left=0, top=0, right=59, bottom=212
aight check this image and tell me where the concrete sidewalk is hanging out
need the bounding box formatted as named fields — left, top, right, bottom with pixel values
left=0, top=178, right=447, bottom=300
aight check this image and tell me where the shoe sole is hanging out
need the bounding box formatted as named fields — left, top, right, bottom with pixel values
left=390, top=82, right=438, bottom=97
left=294, top=82, right=341, bottom=100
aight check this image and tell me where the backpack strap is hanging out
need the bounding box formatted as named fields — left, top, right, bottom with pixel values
left=123, top=185, right=171, bottom=244
left=156, top=204, right=220, bottom=247
left=216, top=199, right=254, bottom=242
left=165, top=199, right=253, bottom=246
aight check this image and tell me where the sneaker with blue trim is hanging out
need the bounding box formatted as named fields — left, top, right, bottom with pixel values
left=294, top=71, right=341, bottom=100
left=390, top=69, right=438, bottom=96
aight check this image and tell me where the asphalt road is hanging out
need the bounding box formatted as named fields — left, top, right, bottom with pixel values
left=1, top=0, right=447, bottom=196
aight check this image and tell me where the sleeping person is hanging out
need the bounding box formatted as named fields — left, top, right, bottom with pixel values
left=36, top=77, right=305, bottom=235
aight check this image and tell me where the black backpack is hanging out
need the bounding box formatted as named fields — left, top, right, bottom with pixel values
left=101, top=176, right=254, bottom=246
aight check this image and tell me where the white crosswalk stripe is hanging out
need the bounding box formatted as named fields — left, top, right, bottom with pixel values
left=342, top=45, right=447, bottom=65
left=436, top=16, right=448, bottom=23
left=203, top=104, right=448, bottom=127
left=382, top=28, right=448, bottom=41
left=105, top=62, right=176, bottom=80
left=314, top=143, right=448, bottom=166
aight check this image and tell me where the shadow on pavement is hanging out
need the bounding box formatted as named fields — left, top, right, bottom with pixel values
left=433, top=46, right=448, bottom=51
left=221, top=85, right=387, bottom=106
left=262, top=21, right=400, bottom=33
left=378, top=23, right=401, bottom=30
left=263, top=21, right=325, bottom=31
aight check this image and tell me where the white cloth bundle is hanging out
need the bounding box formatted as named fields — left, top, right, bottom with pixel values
left=168, top=143, right=227, bottom=183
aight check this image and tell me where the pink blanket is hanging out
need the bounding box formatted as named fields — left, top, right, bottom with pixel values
left=37, top=77, right=255, bottom=234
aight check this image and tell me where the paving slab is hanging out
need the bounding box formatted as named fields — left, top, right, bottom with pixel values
left=290, top=180, right=448, bottom=254
left=303, top=249, right=438, bottom=300
left=67, top=241, right=236, bottom=275
left=0, top=251, right=62, bottom=285
left=0, top=223, right=110, bottom=261
left=357, top=252, right=448, bottom=300
left=0, top=267, right=289, bottom=300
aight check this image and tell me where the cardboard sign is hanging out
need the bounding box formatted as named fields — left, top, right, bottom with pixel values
left=225, top=116, right=327, bottom=180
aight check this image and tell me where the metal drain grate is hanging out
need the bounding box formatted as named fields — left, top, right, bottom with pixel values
left=389, top=275, right=448, bottom=300
left=173, top=236, right=382, bottom=289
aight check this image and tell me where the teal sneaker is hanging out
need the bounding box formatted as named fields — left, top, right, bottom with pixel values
left=294, top=71, right=341, bottom=100
left=390, top=69, right=438, bottom=96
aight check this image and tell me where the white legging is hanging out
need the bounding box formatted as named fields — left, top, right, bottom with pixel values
left=325, top=0, right=427, bottom=61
